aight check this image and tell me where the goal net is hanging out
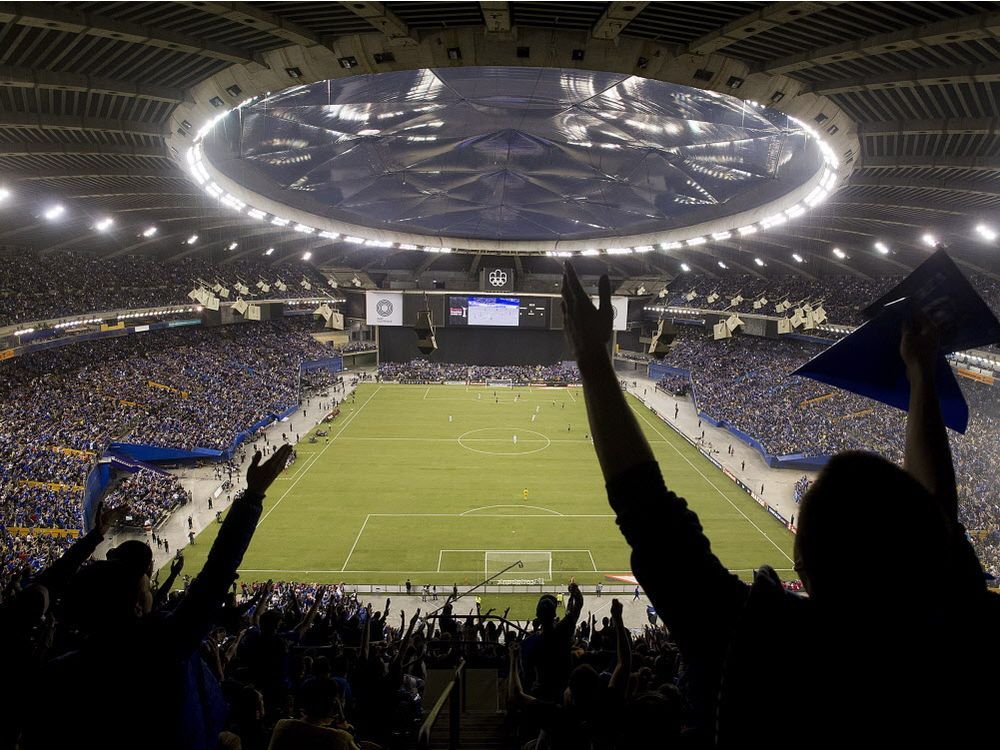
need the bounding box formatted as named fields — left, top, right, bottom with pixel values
left=486, top=379, right=515, bottom=388
left=486, top=550, right=552, bottom=582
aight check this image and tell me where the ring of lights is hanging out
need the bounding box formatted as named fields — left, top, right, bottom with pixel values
left=187, top=86, right=838, bottom=258
left=168, top=29, right=855, bottom=260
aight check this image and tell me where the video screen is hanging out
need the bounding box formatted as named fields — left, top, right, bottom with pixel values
left=447, top=296, right=550, bottom=328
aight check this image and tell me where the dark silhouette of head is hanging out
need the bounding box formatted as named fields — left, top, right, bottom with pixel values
left=107, top=540, right=153, bottom=577
left=795, top=451, right=953, bottom=606
left=64, top=560, right=149, bottom=635
left=536, top=594, right=558, bottom=626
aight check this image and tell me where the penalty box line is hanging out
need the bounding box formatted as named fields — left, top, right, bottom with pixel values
left=436, top=549, right=599, bottom=574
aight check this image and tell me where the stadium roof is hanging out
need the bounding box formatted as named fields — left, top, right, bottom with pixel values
left=1, top=1, right=999, bottom=281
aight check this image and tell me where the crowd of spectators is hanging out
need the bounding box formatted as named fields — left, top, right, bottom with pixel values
left=793, top=475, right=812, bottom=504
left=654, top=372, right=691, bottom=397
left=338, top=341, right=377, bottom=354
left=615, top=350, right=653, bottom=363
left=0, top=321, right=341, bottom=557
left=0, top=261, right=997, bottom=748
left=1, top=476, right=692, bottom=749
left=0, top=248, right=334, bottom=326
left=654, top=329, right=1000, bottom=573
left=377, top=360, right=581, bottom=384
left=663, top=272, right=1000, bottom=327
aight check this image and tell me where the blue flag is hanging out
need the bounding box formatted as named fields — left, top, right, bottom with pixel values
left=794, top=250, right=999, bottom=434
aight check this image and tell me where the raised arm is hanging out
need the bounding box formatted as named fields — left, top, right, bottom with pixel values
left=506, top=643, right=536, bottom=706
left=607, top=599, right=632, bottom=694
left=34, top=501, right=127, bottom=595
left=152, top=553, right=184, bottom=610
left=293, top=586, right=325, bottom=640
left=170, top=445, right=293, bottom=654
left=561, top=263, right=747, bottom=665
left=360, top=602, right=373, bottom=661
left=390, top=608, right=421, bottom=675
left=561, top=262, right=655, bottom=477
left=900, top=318, right=958, bottom=523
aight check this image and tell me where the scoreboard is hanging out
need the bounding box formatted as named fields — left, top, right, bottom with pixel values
left=447, top=295, right=550, bottom=329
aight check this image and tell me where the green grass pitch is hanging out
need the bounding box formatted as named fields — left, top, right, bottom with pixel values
left=170, top=383, right=796, bottom=589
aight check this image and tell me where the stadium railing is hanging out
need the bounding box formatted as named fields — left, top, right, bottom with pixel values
left=418, top=659, right=465, bottom=750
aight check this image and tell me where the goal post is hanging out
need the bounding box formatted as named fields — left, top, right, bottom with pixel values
left=485, top=550, right=552, bottom=582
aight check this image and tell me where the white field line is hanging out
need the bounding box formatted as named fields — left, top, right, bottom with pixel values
left=365, top=513, right=616, bottom=518
left=256, top=386, right=381, bottom=525
left=341, top=512, right=372, bottom=571
left=323, top=436, right=669, bottom=445
left=460, top=504, right=564, bottom=516
left=236, top=567, right=795, bottom=575
left=630, top=403, right=794, bottom=565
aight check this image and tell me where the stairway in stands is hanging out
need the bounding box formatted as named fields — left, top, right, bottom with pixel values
left=426, top=707, right=511, bottom=749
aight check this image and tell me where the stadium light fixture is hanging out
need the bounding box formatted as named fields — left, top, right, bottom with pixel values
left=792, top=253, right=804, bottom=263
left=754, top=257, right=765, bottom=267
left=717, top=261, right=727, bottom=269
left=93, top=217, right=114, bottom=231
left=186, top=234, right=199, bottom=245
left=921, top=233, right=937, bottom=247
left=0, top=187, right=10, bottom=201
left=680, top=263, right=691, bottom=272
left=265, top=247, right=274, bottom=255
left=141, top=226, right=158, bottom=238
left=832, top=247, right=847, bottom=260
left=975, top=224, right=997, bottom=241
left=874, top=241, right=889, bottom=255
left=43, top=204, right=65, bottom=221
left=227, top=242, right=238, bottom=250
left=302, top=251, right=312, bottom=260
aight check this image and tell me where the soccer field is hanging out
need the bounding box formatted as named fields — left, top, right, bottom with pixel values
left=175, top=383, right=795, bottom=586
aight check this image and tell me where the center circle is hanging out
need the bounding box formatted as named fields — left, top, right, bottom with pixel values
left=457, top=427, right=551, bottom=455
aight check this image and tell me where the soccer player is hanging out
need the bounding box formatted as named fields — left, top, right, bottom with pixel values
left=513, top=435, right=518, bottom=445
left=522, top=488, right=529, bottom=502
left=449, top=415, right=453, bottom=423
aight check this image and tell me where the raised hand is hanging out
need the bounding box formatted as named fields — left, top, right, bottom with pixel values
left=171, top=554, right=185, bottom=577
left=95, top=501, right=129, bottom=536
left=561, top=261, right=613, bottom=365
left=610, top=598, right=623, bottom=619
left=246, top=444, right=293, bottom=495
left=900, top=314, right=941, bottom=377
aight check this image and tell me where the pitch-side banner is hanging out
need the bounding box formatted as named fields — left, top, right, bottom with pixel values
left=590, top=295, right=628, bottom=331
left=366, top=290, right=404, bottom=326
